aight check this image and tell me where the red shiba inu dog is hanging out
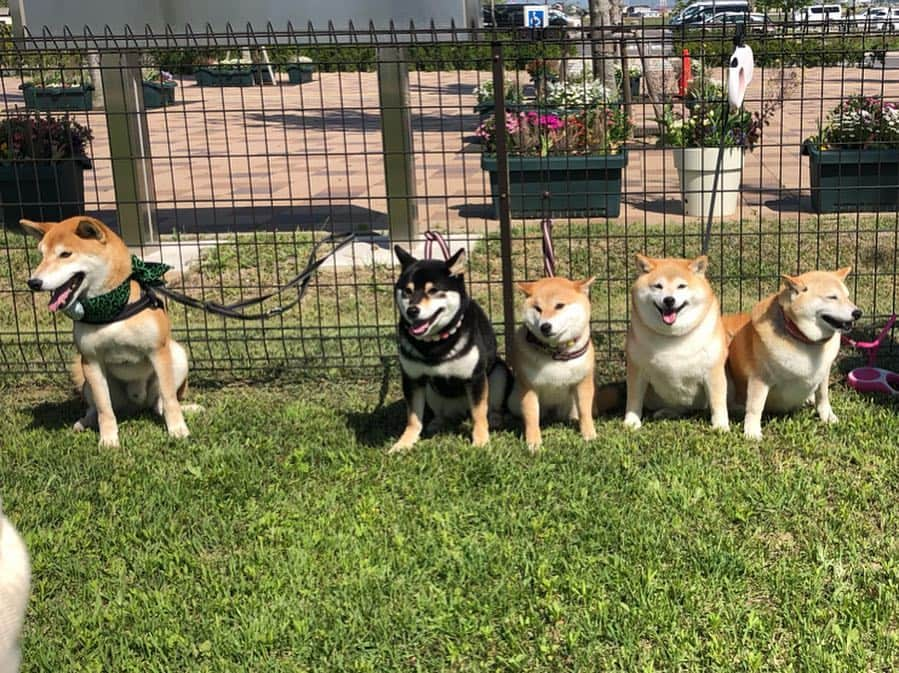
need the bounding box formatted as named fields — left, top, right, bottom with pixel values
left=724, top=268, right=862, bottom=440
left=508, top=276, right=596, bottom=453
left=624, top=254, right=730, bottom=431
left=22, top=216, right=194, bottom=447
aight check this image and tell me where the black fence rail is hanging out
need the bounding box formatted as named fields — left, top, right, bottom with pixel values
left=0, top=23, right=897, bottom=378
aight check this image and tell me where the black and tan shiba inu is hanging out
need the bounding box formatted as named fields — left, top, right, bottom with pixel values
left=391, top=246, right=509, bottom=453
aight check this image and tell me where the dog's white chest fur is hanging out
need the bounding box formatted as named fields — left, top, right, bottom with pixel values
left=74, top=319, right=161, bottom=380
left=759, top=335, right=840, bottom=411
left=631, top=310, right=724, bottom=409
left=510, top=347, right=591, bottom=420
left=398, top=337, right=480, bottom=382
left=0, top=514, right=30, bottom=673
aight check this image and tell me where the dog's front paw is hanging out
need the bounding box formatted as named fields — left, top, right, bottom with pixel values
left=527, top=440, right=542, bottom=454
left=168, top=422, right=190, bottom=440
left=743, top=425, right=763, bottom=441
left=711, top=415, right=730, bottom=432
left=471, top=427, right=490, bottom=447
left=818, top=408, right=838, bottom=424
left=581, top=426, right=597, bottom=442
left=623, top=413, right=642, bottom=430
left=73, top=419, right=88, bottom=432
left=388, top=438, right=415, bottom=455
left=98, top=433, right=120, bottom=448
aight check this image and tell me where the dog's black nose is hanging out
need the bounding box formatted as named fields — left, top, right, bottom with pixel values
left=662, top=296, right=676, bottom=308
left=27, top=278, right=42, bottom=291
left=407, top=305, right=420, bottom=319
left=852, top=309, right=862, bottom=321
left=540, top=322, right=552, bottom=336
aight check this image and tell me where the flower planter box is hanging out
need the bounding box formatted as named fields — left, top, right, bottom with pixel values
left=803, top=141, right=899, bottom=213
left=481, top=152, right=628, bottom=218
left=672, top=147, right=743, bottom=218
left=286, top=64, right=314, bottom=84
left=20, top=84, right=94, bottom=111
left=194, top=66, right=256, bottom=87
left=0, top=160, right=90, bottom=228
left=142, top=81, right=177, bottom=108
left=626, top=75, right=641, bottom=98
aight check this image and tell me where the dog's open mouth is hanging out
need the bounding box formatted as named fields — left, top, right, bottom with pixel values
left=822, top=314, right=855, bottom=332
left=656, top=302, right=687, bottom=326
left=408, top=308, right=444, bottom=337
left=48, top=273, right=85, bottom=313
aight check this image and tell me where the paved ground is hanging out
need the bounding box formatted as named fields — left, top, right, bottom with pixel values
left=2, top=60, right=897, bottom=242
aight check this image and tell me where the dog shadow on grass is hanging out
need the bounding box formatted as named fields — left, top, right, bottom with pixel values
left=27, top=397, right=85, bottom=431
left=344, top=400, right=407, bottom=447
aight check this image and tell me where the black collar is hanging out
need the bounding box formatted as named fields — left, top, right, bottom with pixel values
left=525, top=329, right=590, bottom=361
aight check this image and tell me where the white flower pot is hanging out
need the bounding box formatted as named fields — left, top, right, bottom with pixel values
left=672, top=147, right=744, bottom=218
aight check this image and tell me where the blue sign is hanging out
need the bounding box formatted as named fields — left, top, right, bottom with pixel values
left=524, top=5, right=549, bottom=28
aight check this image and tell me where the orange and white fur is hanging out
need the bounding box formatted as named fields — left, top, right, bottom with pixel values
left=508, top=276, right=596, bottom=452
left=22, top=217, right=194, bottom=448
left=624, top=254, right=729, bottom=431
left=724, top=268, right=861, bottom=440
left=0, top=504, right=29, bottom=673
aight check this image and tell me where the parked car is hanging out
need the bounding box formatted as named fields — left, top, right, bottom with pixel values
left=482, top=2, right=578, bottom=28
left=792, top=4, right=842, bottom=25
left=702, top=11, right=776, bottom=32
left=853, top=6, right=899, bottom=30
left=669, top=0, right=751, bottom=26
left=625, top=5, right=661, bottom=18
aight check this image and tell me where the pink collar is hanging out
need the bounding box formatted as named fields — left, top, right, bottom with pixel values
left=781, top=307, right=829, bottom=345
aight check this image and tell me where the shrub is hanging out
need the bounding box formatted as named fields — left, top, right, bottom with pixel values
left=0, top=114, right=93, bottom=162
left=807, top=95, right=899, bottom=150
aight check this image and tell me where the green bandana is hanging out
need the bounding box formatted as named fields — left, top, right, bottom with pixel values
left=77, top=256, right=171, bottom=324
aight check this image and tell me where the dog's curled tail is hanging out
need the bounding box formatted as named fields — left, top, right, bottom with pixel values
left=593, top=381, right=626, bottom=416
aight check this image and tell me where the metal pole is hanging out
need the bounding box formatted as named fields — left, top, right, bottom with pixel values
left=491, top=41, right=515, bottom=350
left=101, top=51, right=157, bottom=246
left=377, top=46, right=418, bottom=244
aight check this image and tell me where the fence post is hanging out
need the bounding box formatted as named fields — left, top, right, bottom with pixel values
left=491, top=41, right=515, bottom=351
left=101, top=51, right=158, bottom=246
left=377, top=46, right=418, bottom=243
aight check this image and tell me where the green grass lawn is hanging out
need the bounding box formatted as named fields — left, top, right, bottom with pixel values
left=4, top=377, right=899, bottom=671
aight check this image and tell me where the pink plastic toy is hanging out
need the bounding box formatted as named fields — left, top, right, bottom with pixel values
left=844, top=314, right=899, bottom=396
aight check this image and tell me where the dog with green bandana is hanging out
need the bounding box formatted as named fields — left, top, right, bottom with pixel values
left=22, top=216, right=198, bottom=447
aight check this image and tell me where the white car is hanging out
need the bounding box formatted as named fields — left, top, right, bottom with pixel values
left=793, top=4, right=842, bottom=24
left=854, top=6, right=899, bottom=31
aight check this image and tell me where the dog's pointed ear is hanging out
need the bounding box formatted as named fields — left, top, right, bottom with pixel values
left=781, top=274, right=807, bottom=294
left=689, top=255, right=708, bottom=276
left=19, top=219, right=51, bottom=240
left=446, top=248, right=466, bottom=277
left=577, top=276, right=596, bottom=295
left=517, top=281, right=536, bottom=296
left=76, top=218, right=106, bottom=243
left=394, top=245, right=416, bottom=270
left=635, top=254, right=655, bottom=274
left=835, top=266, right=852, bottom=281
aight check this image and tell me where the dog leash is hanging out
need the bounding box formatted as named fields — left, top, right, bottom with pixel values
left=542, top=219, right=556, bottom=277
left=423, top=230, right=451, bottom=261
left=155, top=232, right=356, bottom=321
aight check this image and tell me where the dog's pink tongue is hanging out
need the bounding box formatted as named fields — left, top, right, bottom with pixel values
left=48, top=287, right=72, bottom=312
left=662, top=311, right=677, bottom=325
left=410, top=320, right=430, bottom=336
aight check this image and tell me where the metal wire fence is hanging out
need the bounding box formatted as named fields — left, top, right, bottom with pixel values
left=0, top=22, right=898, bottom=378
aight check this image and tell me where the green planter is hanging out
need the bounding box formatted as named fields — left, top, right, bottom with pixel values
left=803, top=141, right=899, bottom=213
left=627, top=75, right=641, bottom=98
left=286, top=64, right=314, bottom=84
left=142, top=81, right=177, bottom=108
left=20, top=83, right=94, bottom=111
left=194, top=66, right=255, bottom=87
left=0, top=160, right=90, bottom=228
left=481, top=152, right=628, bottom=218
left=252, top=65, right=275, bottom=85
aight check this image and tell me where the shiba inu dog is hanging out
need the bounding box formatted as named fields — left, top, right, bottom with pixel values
left=22, top=216, right=194, bottom=448
left=624, top=254, right=729, bottom=431
left=725, top=268, right=861, bottom=440
left=0, top=504, right=29, bottom=673
left=391, top=246, right=509, bottom=453
left=508, top=276, right=596, bottom=452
